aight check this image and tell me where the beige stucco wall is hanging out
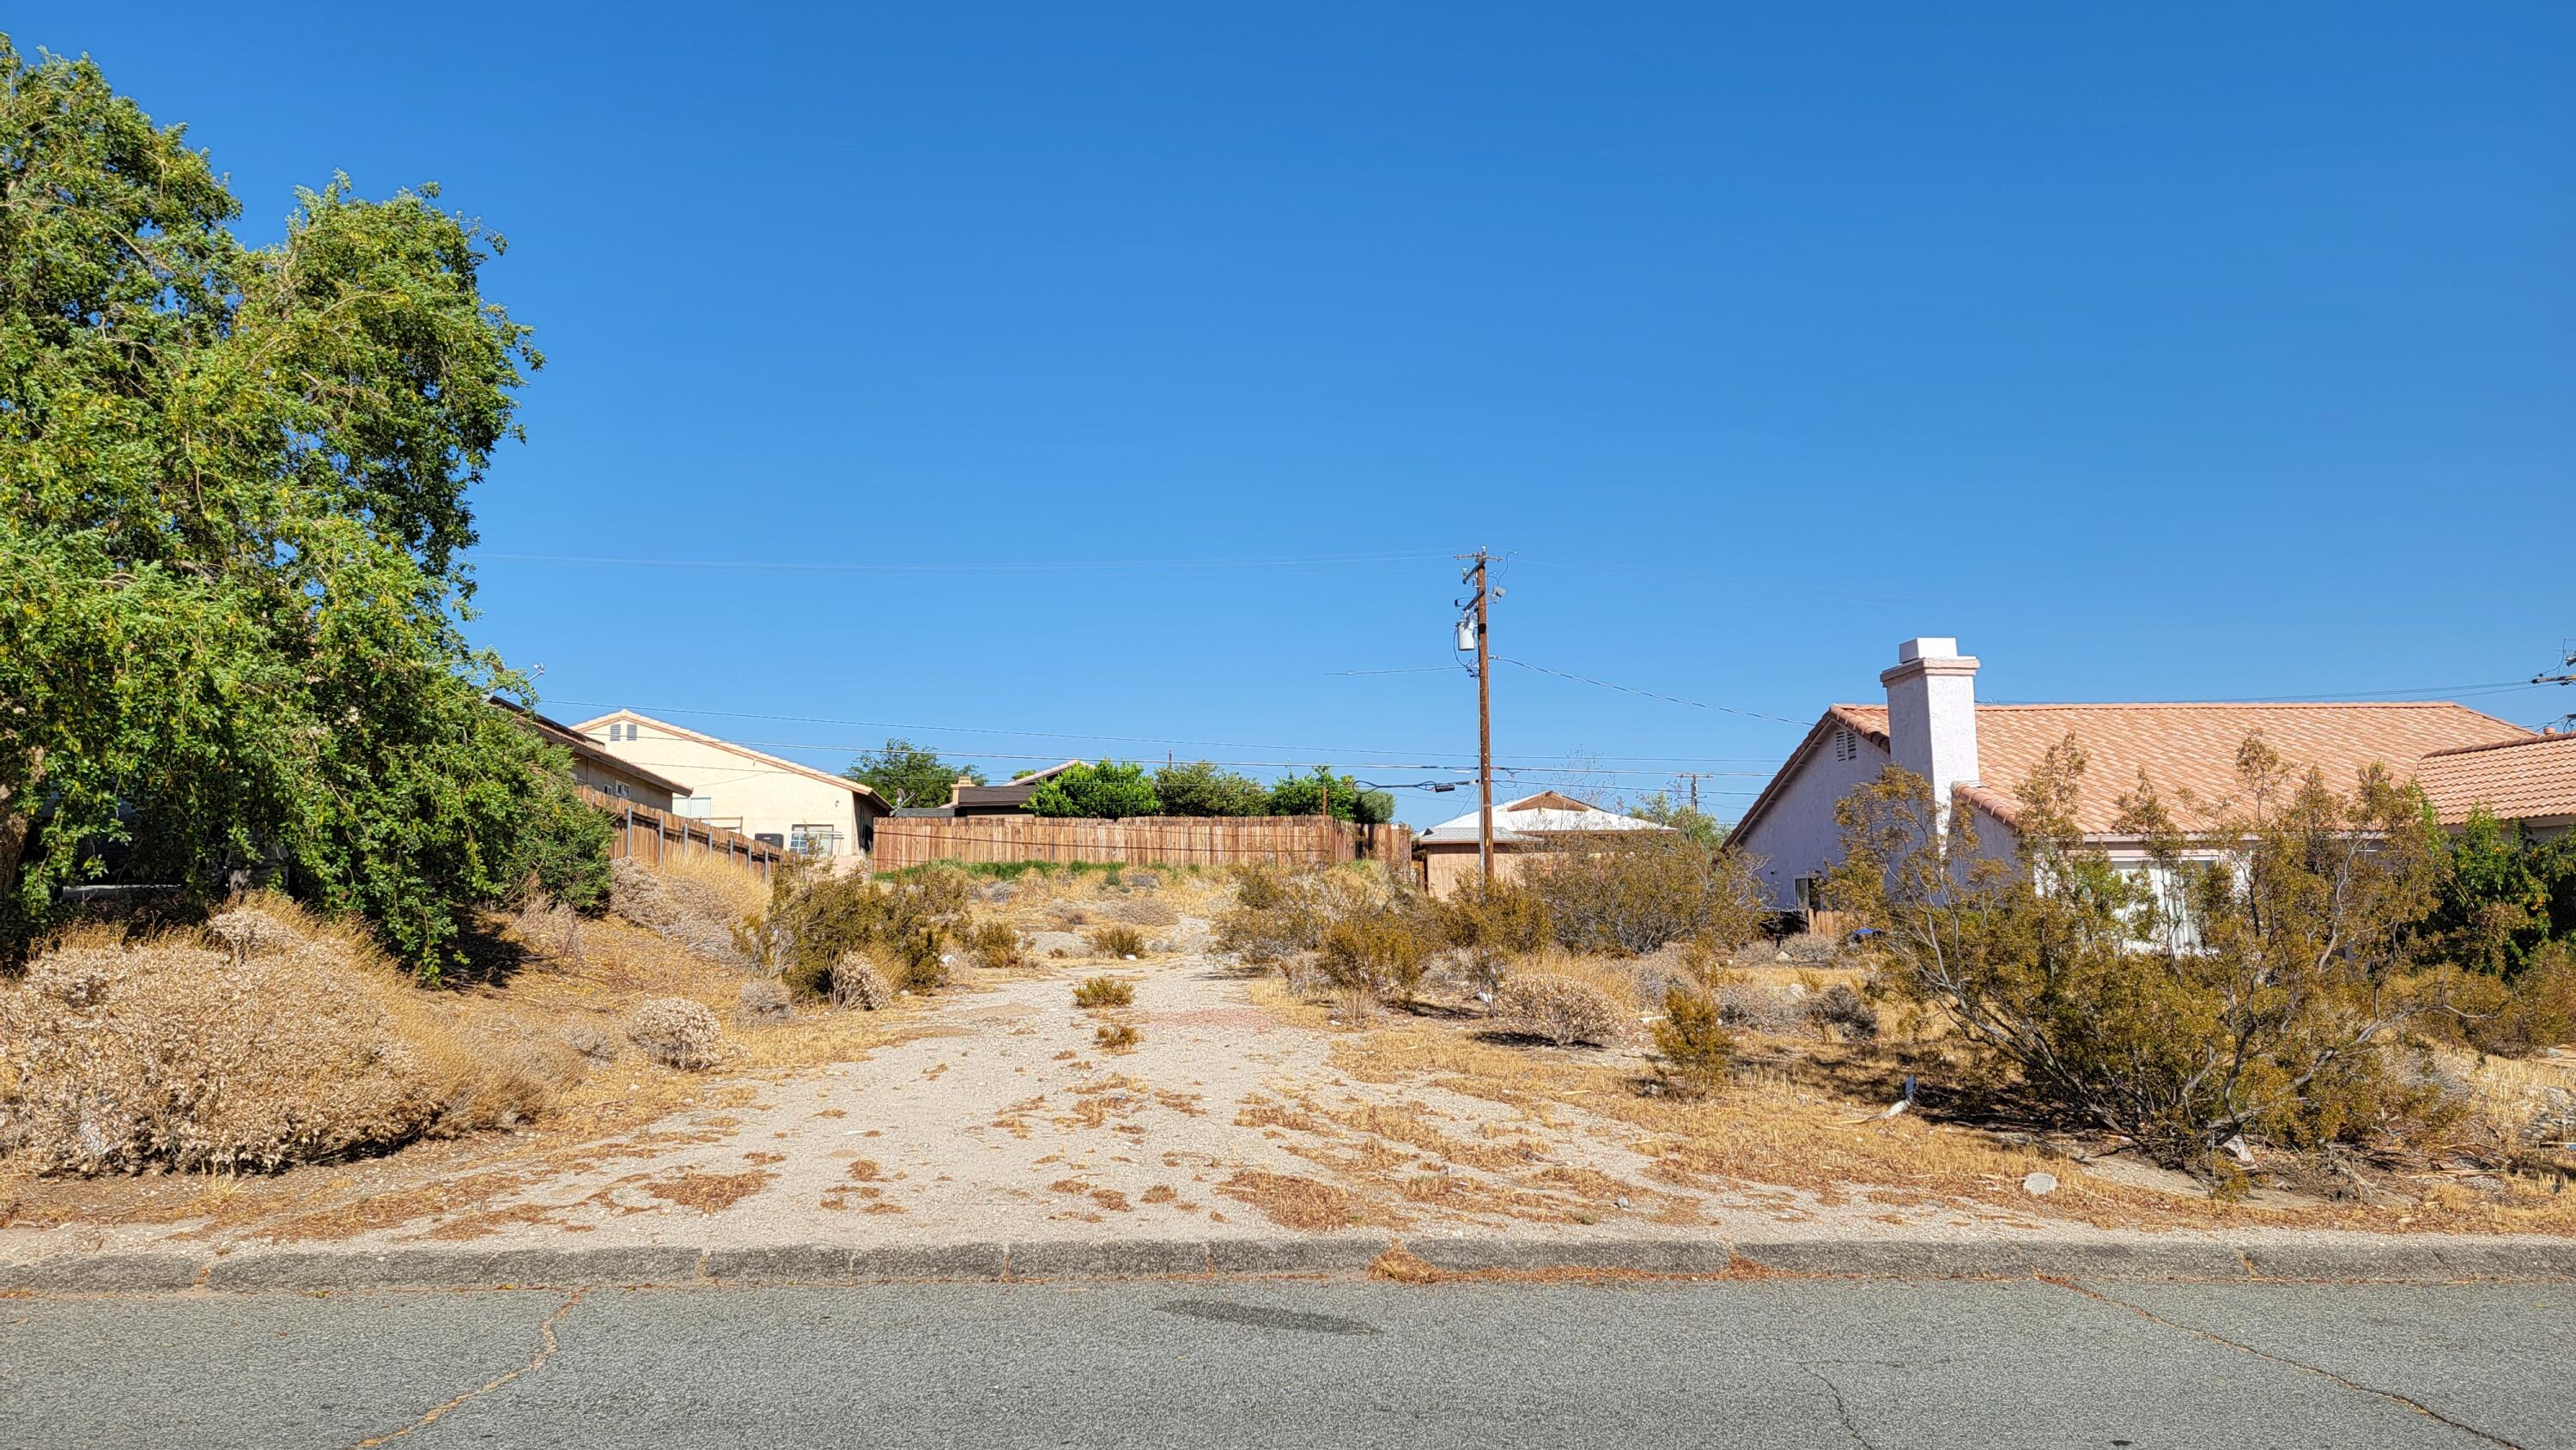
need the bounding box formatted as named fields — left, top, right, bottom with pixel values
left=583, top=720, right=873, bottom=858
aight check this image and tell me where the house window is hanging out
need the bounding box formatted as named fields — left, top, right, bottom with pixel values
left=675, top=796, right=714, bottom=819
left=610, top=782, right=630, bottom=800
left=789, top=825, right=844, bottom=856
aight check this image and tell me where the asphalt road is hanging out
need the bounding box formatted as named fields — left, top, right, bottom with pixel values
left=3, top=1277, right=2567, bottom=1449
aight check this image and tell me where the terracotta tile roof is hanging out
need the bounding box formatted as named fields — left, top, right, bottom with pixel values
left=1823, top=701, right=2531, bottom=836
left=2414, top=731, right=2576, bottom=828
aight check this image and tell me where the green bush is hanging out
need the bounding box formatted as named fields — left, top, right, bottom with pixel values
left=1317, top=907, right=1441, bottom=1004
left=1652, top=986, right=1735, bottom=1096
left=1437, top=881, right=1553, bottom=991
left=505, top=776, right=616, bottom=913
left=1525, top=834, right=1768, bottom=956
left=1153, top=761, right=1269, bottom=817
left=1025, top=761, right=1162, bottom=819
left=2465, top=941, right=2576, bottom=1058
left=1264, top=768, right=1394, bottom=824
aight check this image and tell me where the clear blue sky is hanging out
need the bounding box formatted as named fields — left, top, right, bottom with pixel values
left=21, top=3, right=2573, bottom=822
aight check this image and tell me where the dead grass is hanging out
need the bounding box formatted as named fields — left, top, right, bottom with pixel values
left=1215, top=1170, right=1387, bottom=1231
left=643, top=1170, right=774, bottom=1213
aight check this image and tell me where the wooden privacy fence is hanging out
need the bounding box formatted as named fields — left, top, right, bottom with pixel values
left=580, top=786, right=789, bottom=883
left=873, top=814, right=1414, bottom=874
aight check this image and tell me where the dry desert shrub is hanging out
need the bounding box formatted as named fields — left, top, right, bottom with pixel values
left=1084, top=924, right=1150, bottom=958
left=748, top=861, right=969, bottom=995
left=1103, top=895, right=1179, bottom=928
left=1214, top=865, right=1385, bottom=964
left=0, top=901, right=532, bottom=1175
left=1317, top=907, right=1443, bottom=1005
left=1493, top=973, right=1631, bottom=1047
left=1523, top=833, right=1768, bottom=957
left=736, top=977, right=793, bottom=1024
left=1094, top=1022, right=1140, bottom=1053
left=829, top=951, right=898, bottom=1011
left=610, top=857, right=762, bottom=966
left=1711, top=974, right=1809, bottom=1035
left=1806, top=980, right=1880, bottom=1040
left=628, top=997, right=724, bottom=1070
left=1072, top=976, right=1135, bottom=1010
left=1437, top=880, right=1553, bottom=992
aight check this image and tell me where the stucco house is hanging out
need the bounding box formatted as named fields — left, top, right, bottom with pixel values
left=1728, top=637, right=2536, bottom=912
left=1414, top=791, right=1671, bottom=896
left=573, top=710, right=890, bottom=862
left=492, top=700, right=690, bottom=812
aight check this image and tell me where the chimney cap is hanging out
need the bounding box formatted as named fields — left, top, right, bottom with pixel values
left=1897, top=636, right=1961, bottom=663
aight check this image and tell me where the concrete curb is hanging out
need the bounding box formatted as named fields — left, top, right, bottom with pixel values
left=9, top=1233, right=2575, bottom=1295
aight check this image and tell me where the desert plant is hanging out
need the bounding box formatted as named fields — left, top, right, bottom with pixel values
left=1086, top=924, right=1151, bottom=958
left=746, top=858, right=969, bottom=994
left=1318, top=907, right=1442, bottom=1004
left=829, top=951, right=897, bottom=1010
left=961, top=918, right=1028, bottom=971
left=1438, top=881, right=1554, bottom=992
left=1493, top=972, right=1630, bottom=1047
left=628, top=998, right=723, bottom=1070
left=1710, top=974, right=1808, bottom=1034
left=2465, top=940, right=2576, bottom=1058
left=1072, top=975, right=1135, bottom=1010
left=1653, top=986, right=1735, bottom=1096
left=1830, top=736, right=2465, bottom=1174
left=736, top=978, right=793, bottom=1024
left=1525, top=833, right=1768, bottom=956
left=1805, top=980, right=1880, bottom=1040
left=1216, top=866, right=1389, bottom=965
left=1095, top=1021, right=1139, bottom=1053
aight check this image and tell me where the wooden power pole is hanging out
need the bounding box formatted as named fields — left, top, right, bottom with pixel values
left=1459, top=550, right=1495, bottom=887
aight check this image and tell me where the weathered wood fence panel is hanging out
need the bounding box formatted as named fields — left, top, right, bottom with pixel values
left=873, top=815, right=1414, bottom=874
left=580, top=786, right=788, bottom=883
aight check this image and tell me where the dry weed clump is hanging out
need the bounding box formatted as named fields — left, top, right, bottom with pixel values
left=609, top=857, right=762, bottom=966
left=1493, top=973, right=1631, bottom=1047
left=745, top=861, right=970, bottom=997
left=1437, top=882, right=1552, bottom=992
left=1215, top=865, right=1385, bottom=964
left=736, top=978, right=793, bottom=1024
left=1523, top=834, right=1768, bottom=957
left=829, top=951, right=898, bottom=1010
left=0, top=900, right=558, bottom=1175
left=1094, top=1022, right=1140, bottom=1053
left=1072, top=976, right=1135, bottom=1010
left=1318, top=907, right=1443, bottom=1005
left=1085, top=924, right=1150, bottom=958
left=628, top=997, right=723, bottom=1070
left=1711, top=974, right=1809, bottom=1035
left=1103, top=895, right=1180, bottom=928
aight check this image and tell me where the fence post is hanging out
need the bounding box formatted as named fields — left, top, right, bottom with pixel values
left=623, top=804, right=634, bottom=860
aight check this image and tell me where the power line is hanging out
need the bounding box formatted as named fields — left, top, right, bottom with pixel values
left=1492, top=658, right=1811, bottom=725
left=476, top=549, right=1453, bottom=575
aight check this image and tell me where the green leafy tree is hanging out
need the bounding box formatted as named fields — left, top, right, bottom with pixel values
left=0, top=41, right=587, bottom=974
left=1151, top=760, right=1268, bottom=816
left=1625, top=789, right=1728, bottom=848
left=1264, top=768, right=1393, bottom=823
left=1024, top=761, right=1163, bottom=819
left=845, top=738, right=983, bottom=810
left=2422, top=808, right=2573, bottom=976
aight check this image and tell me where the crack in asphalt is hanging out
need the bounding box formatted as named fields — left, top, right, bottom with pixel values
left=1799, top=1364, right=1878, bottom=1450
left=345, top=1288, right=588, bottom=1448
left=2046, top=1278, right=2523, bottom=1449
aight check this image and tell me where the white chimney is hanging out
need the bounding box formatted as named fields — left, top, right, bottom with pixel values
left=1880, top=636, right=1980, bottom=827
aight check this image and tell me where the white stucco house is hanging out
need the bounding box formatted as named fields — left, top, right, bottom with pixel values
left=573, top=710, right=890, bottom=863
left=1728, top=637, right=2535, bottom=912
left=1413, top=791, right=1671, bottom=896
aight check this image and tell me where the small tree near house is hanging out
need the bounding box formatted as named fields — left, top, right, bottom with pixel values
left=1827, top=735, right=2470, bottom=1178
left=1025, top=761, right=1162, bottom=819
left=844, top=738, right=984, bottom=810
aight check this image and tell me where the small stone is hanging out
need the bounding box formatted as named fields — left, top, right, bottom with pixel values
left=2022, top=1171, right=2058, bottom=1197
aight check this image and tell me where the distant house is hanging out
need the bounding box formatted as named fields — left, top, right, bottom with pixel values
left=572, top=710, right=890, bottom=862
left=2415, top=731, right=2576, bottom=841
left=1728, top=637, right=2536, bottom=913
left=492, top=700, right=689, bottom=812
left=891, top=761, right=1084, bottom=819
left=1413, top=791, right=1671, bottom=896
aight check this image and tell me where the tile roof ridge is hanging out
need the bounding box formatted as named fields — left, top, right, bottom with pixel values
left=2421, top=731, right=2576, bottom=761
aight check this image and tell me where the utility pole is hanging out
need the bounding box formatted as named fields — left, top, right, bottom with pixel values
left=1674, top=772, right=1707, bottom=812
left=1458, top=550, right=1495, bottom=887
left=2539, top=646, right=2576, bottom=731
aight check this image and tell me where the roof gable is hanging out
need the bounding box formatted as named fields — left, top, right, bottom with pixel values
left=2415, top=731, right=2576, bottom=827
left=569, top=710, right=890, bottom=808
